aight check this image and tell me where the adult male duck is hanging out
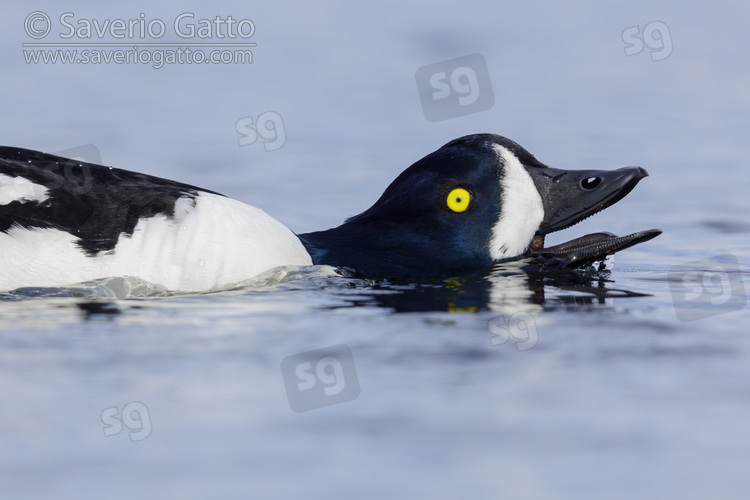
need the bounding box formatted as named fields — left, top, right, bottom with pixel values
left=0, top=134, right=660, bottom=292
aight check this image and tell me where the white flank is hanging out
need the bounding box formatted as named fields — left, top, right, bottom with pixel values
left=0, top=174, right=50, bottom=204
left=488, top=145, right=545, bottom=260
left=0, top=193, right=312, bottom=292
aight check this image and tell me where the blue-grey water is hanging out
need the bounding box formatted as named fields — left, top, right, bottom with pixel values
left=2, top=1, right=750, bottom=499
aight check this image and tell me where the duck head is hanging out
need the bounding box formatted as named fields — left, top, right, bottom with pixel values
left=299, top=134, right=660, bottom=278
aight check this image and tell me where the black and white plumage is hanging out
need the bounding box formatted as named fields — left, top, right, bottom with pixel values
left=0, top=134, right=660, bottom=292
left=0, top=147, right=310, bottom=291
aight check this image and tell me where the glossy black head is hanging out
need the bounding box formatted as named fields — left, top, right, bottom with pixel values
left=300, top=135, right=512, bottom=278
left=299, top=134, right=653, bottom=279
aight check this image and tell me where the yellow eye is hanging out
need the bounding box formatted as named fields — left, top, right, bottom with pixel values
left=446, top=188, right=471, bottom=213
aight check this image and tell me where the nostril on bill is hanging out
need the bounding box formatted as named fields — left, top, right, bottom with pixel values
left=580, top=176, right=602, bottom=190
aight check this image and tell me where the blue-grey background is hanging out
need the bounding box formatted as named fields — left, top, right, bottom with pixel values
left=2, top=1, right=749, bottom=499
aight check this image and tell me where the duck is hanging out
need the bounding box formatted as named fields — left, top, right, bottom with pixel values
left=0, top=134, right=660, bottom=292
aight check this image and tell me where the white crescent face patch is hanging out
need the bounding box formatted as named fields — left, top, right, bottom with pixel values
left=488, top=145, right=545, bottom=260
left=0, top=174, right=50, bottom=205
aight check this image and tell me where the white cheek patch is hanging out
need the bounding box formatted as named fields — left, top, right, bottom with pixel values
left=489, top=145, right=544, bottom=259
left=0, top=174, right=50, bottom=205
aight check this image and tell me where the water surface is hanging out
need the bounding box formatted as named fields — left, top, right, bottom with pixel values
left=2, top=1, right=750, bottom=499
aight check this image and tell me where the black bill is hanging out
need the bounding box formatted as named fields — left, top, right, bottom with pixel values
left=522, top=164, right=660, bottom=270
left=527, top=229, right=662, bottom=269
